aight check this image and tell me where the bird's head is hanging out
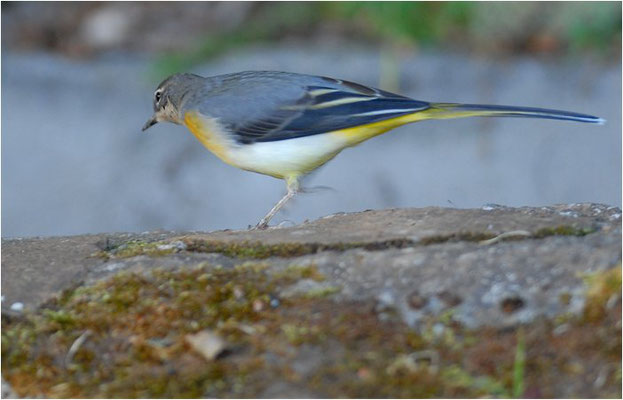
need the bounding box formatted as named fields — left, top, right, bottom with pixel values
left=142, top=73, right=203, bottom=131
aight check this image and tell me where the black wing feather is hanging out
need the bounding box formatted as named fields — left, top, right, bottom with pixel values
left=233, top=82, right=429, bottom=143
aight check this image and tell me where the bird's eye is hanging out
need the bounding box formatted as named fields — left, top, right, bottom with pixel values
left=155, top=90, right=162, bottom=103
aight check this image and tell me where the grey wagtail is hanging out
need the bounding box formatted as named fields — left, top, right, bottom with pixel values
left=143, top=71, right=603, bottom=229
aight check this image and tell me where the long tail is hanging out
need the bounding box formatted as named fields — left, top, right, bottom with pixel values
left=420, top=102, right=605, bottom=124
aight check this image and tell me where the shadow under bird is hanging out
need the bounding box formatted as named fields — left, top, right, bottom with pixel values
left=143, top=71, right=604, bottom=229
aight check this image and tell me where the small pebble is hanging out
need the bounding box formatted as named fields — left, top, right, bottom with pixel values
left=432, top=323, right=445, bottom=337
left=606, top=294, right=620, bottom=310
left=233, top=286, right=244, bottom=300
left=185, top=330, right=227, bottom=361
left=437, top=290, right=462, bottom=307
left=407, top=291, right=428, bottom=309
left=500, top=296, right=525, bottom=313
left=156, top=241, right=187, bottom=251
left=553, top=323, right=570, bottom=336
left=253, top=299, right=264, bottom=312
left=9, top=302, right=24, bottom=312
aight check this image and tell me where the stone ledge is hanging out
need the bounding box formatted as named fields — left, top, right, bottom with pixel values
left=2, top=204, right=621, bottom=398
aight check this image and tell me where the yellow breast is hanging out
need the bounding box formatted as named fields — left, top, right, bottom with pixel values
left=183, top=111, right=234, bottom=164
left=182, top=109, right=428, bottom=181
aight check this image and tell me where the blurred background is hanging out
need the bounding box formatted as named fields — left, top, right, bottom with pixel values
left=2, top=2, right=621, bottom=237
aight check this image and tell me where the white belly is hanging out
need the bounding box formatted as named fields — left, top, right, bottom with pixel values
left=226, top=133, right=350, bottom=179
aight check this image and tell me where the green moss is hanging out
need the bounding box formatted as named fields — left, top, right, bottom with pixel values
left=440, top=365, right=508, bottom=397
left=93, top=239, right=178, bottom=260
left=42, top=309, right=77, bottom=329
left=281, top=324, right=325, bottom=345
left=302, top=286, right=341, bottom=299
left=181, top=235, right=497, bottom=259
left=2, top=262, right=309, bottom=397
left=419, top=232, right=496, bottom=245
left=273, top=264, right=326, bottom=281
left=533, top=225, right=596, bottom=238
left=181, top=238, right=402, bottom=259
left=512, top=329, right=526, bottom=398
left=182, top=239, right=317, bottom=258
left=3, top=259, right=621, bottom=397
left=94, top=223, right=597, bottom=262
left=558, top=292, right=572, bottom=306
left=582, top=266, right=622, bottom=323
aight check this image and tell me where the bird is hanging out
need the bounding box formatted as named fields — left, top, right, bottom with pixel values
left=142, top=71, right=603, bottom=229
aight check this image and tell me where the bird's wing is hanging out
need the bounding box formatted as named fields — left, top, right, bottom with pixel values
left=195, top=75, right=430, bottom=144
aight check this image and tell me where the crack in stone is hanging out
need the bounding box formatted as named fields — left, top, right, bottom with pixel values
left=93, top=224, right=599, bottom=261
left=177, top=226, right=597, bottom=259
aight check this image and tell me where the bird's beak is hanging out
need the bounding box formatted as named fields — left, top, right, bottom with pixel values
left=142, top=115, right=158, bottom=131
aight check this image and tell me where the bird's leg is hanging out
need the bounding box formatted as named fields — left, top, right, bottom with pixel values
left=254, top=177, right=300, bottom=230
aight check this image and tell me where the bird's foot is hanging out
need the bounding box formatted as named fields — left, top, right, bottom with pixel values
left=251, top=220, right=269, bottom=230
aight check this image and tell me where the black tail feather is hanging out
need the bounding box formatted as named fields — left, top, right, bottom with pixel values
left=430, top=103, right=605, bottom=124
